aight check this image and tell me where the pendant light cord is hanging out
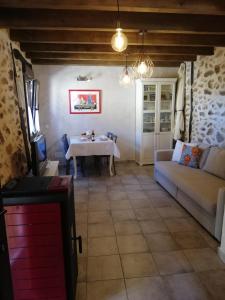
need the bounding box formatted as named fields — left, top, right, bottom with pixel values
left=140, top=30, right=145, bottom=61
left=142, top=31, right=145, bottom=54
left=117, top=0, right=121, bottom=28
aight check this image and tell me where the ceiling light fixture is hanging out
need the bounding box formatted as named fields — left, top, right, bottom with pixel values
left=132, top=31, right=154, bottom=79
left=76, top=75, right=92, bottom=82
left=119, top=54, right=132, bottom=87
left=111, top=0, right=128, bottom=52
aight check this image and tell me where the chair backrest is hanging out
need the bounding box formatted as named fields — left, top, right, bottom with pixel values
left=61, top=134, right=69, bottom=154
left=106, top=132, right=117, bottom=143
left=106, top=132, right=113, bottom=139
left=112, top=133, right=117, bottom=143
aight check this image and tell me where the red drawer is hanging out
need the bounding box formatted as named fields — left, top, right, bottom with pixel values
left=12, top=265, right=64, bottom=280
left=10, top=256, right=60, bottom=270
left=5, top=203, right=60, bottom=214
left=13, top=276, right=65, bottom=290
left=14, top=287, right=66, bottom=300
left=8, top=234, right=61, bottom=248
left=9, top=245, right=63, bottom=260
left=15, top=298, right=64, bottom=300
left=5, top=212, right=60, bottom=226
left=7, top=223, right=61, bottom=237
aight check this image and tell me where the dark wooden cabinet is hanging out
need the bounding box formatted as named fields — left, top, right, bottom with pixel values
left=2, top=176, right=79, bottom=300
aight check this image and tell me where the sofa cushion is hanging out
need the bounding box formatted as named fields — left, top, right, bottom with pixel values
left=198, top=143, right=211, bottom=169
left=179, top=144, right=202, bottom=168
left=155, top=161, right=225, bottom=216
left=172, top=140, right=183, bottom=162
left=203, top=147, right=225, bottom=180
left=172, top=140, right=197, bottom=162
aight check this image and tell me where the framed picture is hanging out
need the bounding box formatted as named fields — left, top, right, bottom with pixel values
left=69, top=89, right=101, bottom=114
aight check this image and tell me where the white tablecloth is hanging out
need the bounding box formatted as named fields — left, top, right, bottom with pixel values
left=65, top=136, right=120, bottom=159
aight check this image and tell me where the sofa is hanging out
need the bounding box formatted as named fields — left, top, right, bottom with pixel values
left=154, top=148, right=225, bottom=241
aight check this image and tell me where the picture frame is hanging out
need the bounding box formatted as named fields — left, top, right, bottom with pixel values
left=69, top=89, right=101, bottom=114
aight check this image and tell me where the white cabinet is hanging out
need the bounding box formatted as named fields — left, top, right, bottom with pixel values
left=135, top=78, right=177, bottom=165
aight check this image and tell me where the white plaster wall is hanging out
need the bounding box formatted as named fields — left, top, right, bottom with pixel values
left=34, top=65, right=178, bottom=162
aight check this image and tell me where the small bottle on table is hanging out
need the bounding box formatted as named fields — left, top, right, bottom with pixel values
left=91, top=130, right=95, bottom=141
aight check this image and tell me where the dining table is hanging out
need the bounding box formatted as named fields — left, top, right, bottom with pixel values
left=65, top=135, right=120, bottom=179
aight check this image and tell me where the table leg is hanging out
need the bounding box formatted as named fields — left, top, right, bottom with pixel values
left=109, top=155, right=114, bottom=176
left=73, top=156, right=77, bottom=179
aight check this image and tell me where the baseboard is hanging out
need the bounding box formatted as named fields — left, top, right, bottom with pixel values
left=218, top=247, right=225, bottom=263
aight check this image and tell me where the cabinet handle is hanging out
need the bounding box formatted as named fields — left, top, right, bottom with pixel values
left=76, top=236, right=82, bottom=253
left=72, top=235, right=82, bottom=253
left=0, top=242, right=6, bottom=253
left=0, top=209, right=7, bottom=217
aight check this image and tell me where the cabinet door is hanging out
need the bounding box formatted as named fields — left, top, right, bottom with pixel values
left=142, top=133, right=155, bottom=164
left=157, top=83, right=174, bottom=150
left=143, top=84, right=156, bottom=133
left=0, top=199, right=13, bottom=300
left=159, top=84, right=173, bottom=133
left=5, top=203, right=67, bottom=300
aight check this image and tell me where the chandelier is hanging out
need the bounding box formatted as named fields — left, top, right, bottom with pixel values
left=111, top=0, right=128, bottom=52
left=132, top=31, right=154, bottom=79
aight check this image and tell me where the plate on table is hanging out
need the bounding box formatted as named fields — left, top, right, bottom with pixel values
left=80, top=136, right=88, bottom=141
left=99, top=135, right=108, bottom=141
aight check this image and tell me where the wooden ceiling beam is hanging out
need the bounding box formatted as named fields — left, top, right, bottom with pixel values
left=21, top=43, right=214, bottom=56
left=27, top=52, right=196, bottom=61
left=0, top=0, right=225, bottom=15
left=31, top=59, right=181, bottom=67
left=1, top=8, right=225, bottom=34
left=11, top=30, right=225, bottom=47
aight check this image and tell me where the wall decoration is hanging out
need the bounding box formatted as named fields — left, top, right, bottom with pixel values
left=69, top=89, right=101, bottom=114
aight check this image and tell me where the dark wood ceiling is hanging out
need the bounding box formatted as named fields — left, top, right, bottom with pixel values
left=1, top=0, right=225, bottom=66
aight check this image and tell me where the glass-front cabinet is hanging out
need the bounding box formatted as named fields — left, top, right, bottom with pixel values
left=143, top=84, right=156, bottom=133
left=135, top=78, right=177, bottom=165
left=160, top=84, right=173, bottom=133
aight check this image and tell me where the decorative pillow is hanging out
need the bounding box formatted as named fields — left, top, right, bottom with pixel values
left=172, top=140, right=184, bottom=162
left=203, top=147, right=225, bottom=180
left=172, top=140, right=197, bottom=162
left=179, top=144, right=202, bottom=168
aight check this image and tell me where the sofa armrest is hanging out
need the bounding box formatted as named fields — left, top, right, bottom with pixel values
left=215, top=187, right=225, bottom=241
left=154, top=149, right=174, bottom=162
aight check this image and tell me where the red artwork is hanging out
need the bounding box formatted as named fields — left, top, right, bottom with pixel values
left=69, top=90, right=101, bottom=114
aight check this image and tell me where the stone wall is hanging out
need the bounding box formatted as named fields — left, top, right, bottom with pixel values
left=0, top=29, right=28, bottom=186
left=184, top=62, right=192, bottom=142
left=185, top=48, right=225, bottom=147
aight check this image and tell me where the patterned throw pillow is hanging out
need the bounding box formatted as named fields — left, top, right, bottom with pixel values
left=179, top=144, right=202, bottom=168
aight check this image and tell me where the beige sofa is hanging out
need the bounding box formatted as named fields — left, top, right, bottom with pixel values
left=154, top=149, right=225, bottom=241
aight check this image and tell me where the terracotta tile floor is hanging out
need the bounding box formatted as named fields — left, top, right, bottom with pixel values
left=73, top=161, right=225, bottom=300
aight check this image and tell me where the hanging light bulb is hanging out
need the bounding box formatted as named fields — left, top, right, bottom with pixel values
left=133, top=56, right=154, bottom=79
left=132, top=31, right=154, bottom=79
left=119, top=55, right=132, bottom=87
left=137, top=61, right=148, bottom=75
left=120, top=68, right=132, bottom=86
left=111, top=28, right=128, bottom=52
left=111, top=0, right=128, bottom=52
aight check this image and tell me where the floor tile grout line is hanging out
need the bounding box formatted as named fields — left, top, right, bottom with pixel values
left=112, top=213, right=130, bottom=300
